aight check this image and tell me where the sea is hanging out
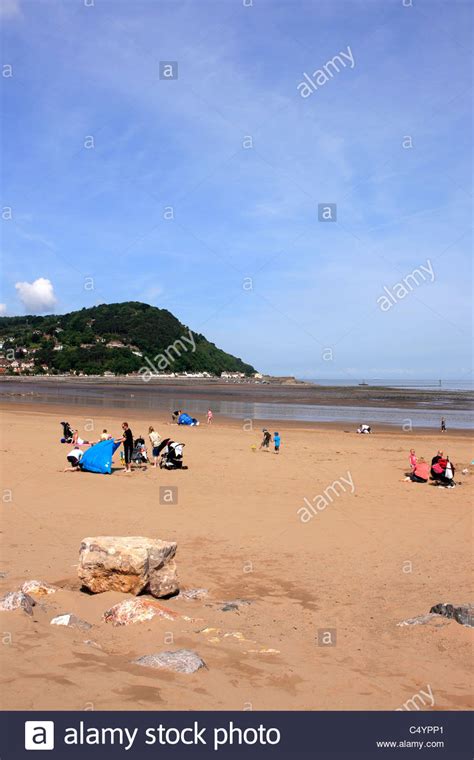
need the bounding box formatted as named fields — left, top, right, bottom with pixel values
left=1, top=377, right=473, bottom=430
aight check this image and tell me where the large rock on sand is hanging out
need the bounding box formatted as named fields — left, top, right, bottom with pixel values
left=78, top=536, right=178, bottom=598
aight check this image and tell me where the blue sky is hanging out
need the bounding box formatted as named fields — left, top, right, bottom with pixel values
left=1, top=0, right=472, bottom=380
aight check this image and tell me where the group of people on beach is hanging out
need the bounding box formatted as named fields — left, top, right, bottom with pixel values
left=408, top=448, right=456, bottom=488
left=62, top=419, right=191, bottom=473
left=61, top=405, right=217, bottom=473
left=259, top=429, right=281, bottom=453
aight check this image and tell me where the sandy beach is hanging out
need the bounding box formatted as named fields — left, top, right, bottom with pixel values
left=0, top=401, right=472, bottom=712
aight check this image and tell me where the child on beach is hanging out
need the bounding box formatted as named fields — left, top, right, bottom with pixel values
left=260, top=429, right=272, bottom=450
left=441, top=417, right=446, bottom=433
left=274, top=432, right=281, bottom=454
left=409, top=449, right=417, bottom=471
left=207, top=408, right=213, bottom=425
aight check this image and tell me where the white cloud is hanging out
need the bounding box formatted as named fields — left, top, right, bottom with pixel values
left=15, top=277, right=57, bottom=313
left=0, top=0, right=22, bottom=20
left=0, top=304, right=6, bottom=315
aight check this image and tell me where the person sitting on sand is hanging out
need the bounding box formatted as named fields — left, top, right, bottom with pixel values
left=409, top=449, right=417, bottom=471
left=148, top=426, right=161, bottom=468
left=64, top=446, right=83, bottom=472
left=72, top=429, right=90, bottom=446
left=431, top=455, right=456, bottom=487
left=100, top=429, right=110, bottom=441
left=171, top=410, right=181, bottom=423
left=260, top=429, right=272, bottom=450
left=410, top=457, right=429, bottom=483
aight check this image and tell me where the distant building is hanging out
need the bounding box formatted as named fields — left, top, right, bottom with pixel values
left=106, top=340, right=126, bottom=348
left=221, top=371, right=245, bottom=379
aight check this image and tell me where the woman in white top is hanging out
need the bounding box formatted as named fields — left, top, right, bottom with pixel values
left=148, top=426, right=161, bottom=468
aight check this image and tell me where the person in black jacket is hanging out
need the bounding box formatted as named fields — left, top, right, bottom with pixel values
left=117, top=422, right=134, bottom=472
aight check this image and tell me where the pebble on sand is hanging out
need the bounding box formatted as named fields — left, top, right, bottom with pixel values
left=103, top=598, right=186, bottom=626
left=133, top=649, right=206, bottom=674
left=50, top=614, right=92, bottom=630
left=21, top=580, right=58, bottom=596
left=0, top=591, right=36, bottom=615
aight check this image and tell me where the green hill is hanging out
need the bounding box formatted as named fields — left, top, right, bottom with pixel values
left=0, top=302, right=256, bottom=376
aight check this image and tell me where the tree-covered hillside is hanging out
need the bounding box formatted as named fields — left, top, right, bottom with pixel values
left=0, top=302, right=256, bottom=376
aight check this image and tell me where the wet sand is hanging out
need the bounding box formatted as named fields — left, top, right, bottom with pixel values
left=0, top=402, right=472, bottom=711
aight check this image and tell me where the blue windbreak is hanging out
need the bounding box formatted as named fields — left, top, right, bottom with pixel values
left=178, top=413, right=195, bottom=425
left=80, top=439, right=121, bottom=474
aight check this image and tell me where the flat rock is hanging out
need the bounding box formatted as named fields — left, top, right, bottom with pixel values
left=50, top=614, right=92, bottom=630
left=134, top=649, right=206, bottom=674
left=179, top=588, right=209, bottom=601
left=397, top=614, right=448, bottom=628
left=103, top=598, right=184, bottom=626
left=21, top=580, right=58, bottom=596
left=429, top=603, right=474, bottom=628
left=0, top=591, right=35, bottom=615
left=78, top=536, right=179, bottom=598
left=219, top=599, right=251, bottom=612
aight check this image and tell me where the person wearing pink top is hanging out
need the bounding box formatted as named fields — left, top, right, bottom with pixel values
left=409, top=449, right=417, bottom=471
left=207, top=408, right=213, bottom=424
left=410, top=458, right=429, bottom=483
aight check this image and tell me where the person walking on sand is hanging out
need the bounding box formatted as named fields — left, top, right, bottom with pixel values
left=260, top=429, right=272, bottom=450
left=273, top=431, right=281, bottom=454
left=148, top=425, right=161, bottom=468
left=116, top=422, right=134, bottom=472
left=207, top=408, right=213, bottom=425
left=441, top=417, right=446, bottom=433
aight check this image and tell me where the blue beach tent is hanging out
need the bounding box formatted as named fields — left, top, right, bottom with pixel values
left=178, top=412, right=199, bottom=426
left=80, top=439, right=121, bottom=474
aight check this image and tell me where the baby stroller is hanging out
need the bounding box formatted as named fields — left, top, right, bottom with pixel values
left=157, top=438, right=187, bottom=470
left=60, top=421, right=74, bottom=443
left=131, top=437, right=148, bottom=467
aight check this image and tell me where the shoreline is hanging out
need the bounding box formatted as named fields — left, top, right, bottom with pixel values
left=1, top=376, right=472, bottom=432
left=1, top=401, right=472, bottom=438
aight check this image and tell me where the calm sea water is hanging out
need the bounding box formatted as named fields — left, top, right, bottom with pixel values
left=2, top=383, right=472, bottom=429
left=304, top=378, right=474, bottom=391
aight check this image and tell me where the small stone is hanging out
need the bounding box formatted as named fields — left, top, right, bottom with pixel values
left=220, top=599, right=251, bottom=612
left=0, top=591, right=35, bottom=615
left=134, top=649, right=206, bottom=674
left=103, top=598, right=180, bottom=627
left=429, top=603, right=474, bottom=628
left=21, top=580, right=58, bottom=596
left=397, top=614, right=444, bottom=627
left=50, top=614, right=92, bottom=630
left=179, top=588, right=209, bottom=601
